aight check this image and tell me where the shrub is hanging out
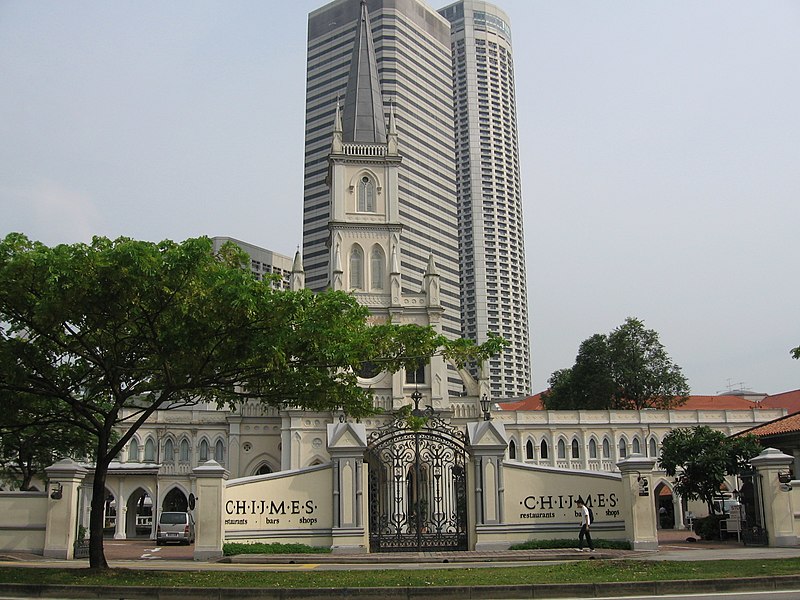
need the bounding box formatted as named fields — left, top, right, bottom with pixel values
left=222, top=542, right=332, bottom=556
left=692, top=514, right=726, bottom=540
left=509, top=538, right=631, bottom=551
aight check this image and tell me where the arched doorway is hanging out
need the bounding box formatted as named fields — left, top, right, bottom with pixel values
left=103, top=490, right=117, bottom=538
left=162, top=487, right=188, bottom=512
left=125, top=487, right=153, bottom=538
left=654, top=482, right=675, bottom=529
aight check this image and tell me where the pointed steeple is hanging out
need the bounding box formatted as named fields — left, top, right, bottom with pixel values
left=331, top=98, right=343, bottom=153
left=387, top=100, right=398, bottom=155
left=341, top=0, right=387, bottom=144
left=290, top=247, right=305, bottom=292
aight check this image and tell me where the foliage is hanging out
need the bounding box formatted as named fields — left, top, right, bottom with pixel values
left=659, top=426, right=761, bottom=514
left=509, top=538, right=631, bottom=550
left=692, top=514, right=726, bottom=541
left=0, top=233, right=504, bottom=568
left=792, top=345, right=800, bottom=360
left=0, top=390, right=96, bottom=490
left=222, top=542, right=331, bottom=556
left=542, top=317, right=689, bottom=410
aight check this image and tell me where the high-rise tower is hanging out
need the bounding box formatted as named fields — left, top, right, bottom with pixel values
left=439, top=1, right=531, bottom=398
left=304, top=0, right=463, bottom=392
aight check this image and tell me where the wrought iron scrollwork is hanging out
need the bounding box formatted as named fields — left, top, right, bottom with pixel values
left=366, top=407, right=469, bottom=552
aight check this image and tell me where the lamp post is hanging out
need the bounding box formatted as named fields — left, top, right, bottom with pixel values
left=480, top=394, right=491, bottom=421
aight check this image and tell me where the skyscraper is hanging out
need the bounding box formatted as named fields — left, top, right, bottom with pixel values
left=304, top=0, right=463, bottom=392
left=439, top=1, right=531, bottom=398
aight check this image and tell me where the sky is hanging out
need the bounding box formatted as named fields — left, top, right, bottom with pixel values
left=1, top=0, right=798, bottom=396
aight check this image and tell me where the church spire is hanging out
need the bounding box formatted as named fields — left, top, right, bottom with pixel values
left=341, top=0, right=386, bottom=144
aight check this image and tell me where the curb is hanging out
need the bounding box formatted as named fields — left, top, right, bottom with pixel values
left=2, top=575, right=800, bottom=599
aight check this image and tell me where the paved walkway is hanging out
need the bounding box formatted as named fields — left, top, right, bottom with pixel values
left=2, top=528, right=800, bottom=570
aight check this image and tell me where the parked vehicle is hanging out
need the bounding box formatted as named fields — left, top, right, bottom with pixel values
left=156, top=511, right=195, bottom=545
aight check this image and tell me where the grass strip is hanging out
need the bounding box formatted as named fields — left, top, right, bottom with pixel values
left=1, top=559, right=799, bottom=588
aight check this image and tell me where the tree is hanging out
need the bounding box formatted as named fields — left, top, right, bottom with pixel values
left=792, top=345, right=800, bottom=360
left=659, top=426, right=761, bottom=515
left=0, top=233, right=504, bottom=568
left=542, top=317, right=689, bottom=410
left=0, top=391, right=96, bottom=490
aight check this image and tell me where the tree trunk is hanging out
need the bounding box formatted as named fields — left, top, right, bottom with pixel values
left=88, top=434, right=111, bottom=569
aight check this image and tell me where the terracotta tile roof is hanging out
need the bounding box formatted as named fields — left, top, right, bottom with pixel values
left=737, top=412, right=800, bottom=438
left=759, top=389, right=800, bottom=415
left=497, top=393, right=544, bottom=411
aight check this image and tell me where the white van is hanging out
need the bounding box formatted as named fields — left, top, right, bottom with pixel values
left=156, top=511, right=195, bottom=545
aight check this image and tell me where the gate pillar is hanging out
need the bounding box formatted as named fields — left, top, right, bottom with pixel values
left=192, top=460, right=228, bottom=561
left=750, top=447, right=797, bottom=547
left=617, top=454, right=658, bottom=551
left=467, top=420, right=509, bottom=551
left=327, top=421, right=368, bottom=554
left=43, top=459, right=88, bottom=559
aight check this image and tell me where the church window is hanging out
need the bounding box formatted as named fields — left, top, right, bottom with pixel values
left=144, top=437, right=156, bottom=462
left=508, top=439, right=516, bottom=460
left=571, top=439, right=580, bottom=459
left=199, top=439, right=209, bottom=462
left=618, top=438, right=627, bottom=458
left=405, top=360, right=426, bottom=384
left=589, top=438, right=597, bottom=459
left=357, top=176, right=376, bottom=212
left=602, top=438, right=610, bottom=459
left=256, top=464, right=273, bottom=476
left=349, top=246, right=364, bottom=290
left=179, top=439, right=190, bottom=462
left=557, top=439, right=566, bottom=459
left=371, top=246, right=385, bottom=290
left=128, top=438, right=139, bottom=462
left=215, top=440, right=225, bottom=463
left=163, top=439, right=175, bottom=463
left=540, top=440, right=549, bottom=460
left=649, top=437, right=658, bottom=458
left=525, top=440, right=534, bottom=460
left=632, top=437, right=641, bottom=455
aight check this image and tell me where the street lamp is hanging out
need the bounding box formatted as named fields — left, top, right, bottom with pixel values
left=480, top=394, right=491, bottom=421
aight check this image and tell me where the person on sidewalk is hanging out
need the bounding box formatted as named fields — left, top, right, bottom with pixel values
left=576, top=499, right=595, bottom=552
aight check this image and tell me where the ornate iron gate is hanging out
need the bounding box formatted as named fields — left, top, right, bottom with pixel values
left=366, top=406, right=469, bottom=552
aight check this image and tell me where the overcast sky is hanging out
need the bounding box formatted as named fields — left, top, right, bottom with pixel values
left=1, top=0, right=798, bottom=396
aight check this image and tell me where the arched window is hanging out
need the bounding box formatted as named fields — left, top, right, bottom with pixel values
left=602, top=438, right=610, bottom=459
left=526, top=440, right=534, bottom=460
left=199, top=439, right=209, bottom=462
left=557, top=439, right=566, bottom=459
left=632, top=437, right=641, bottom=455
left=214, top=440, right=224, bottom=463
left=571, top=439, right=580, bottom=459
left=128, top=439, right=139, bottom=462
left=589, top=439, right=597, bottom=459
left=618, top=439, right=627, bottom=458
left=179, top=439, right=190, bottom=462
left=163, top=439, right=175, bottom=463
left=370, top=246, right=385, bottom=290
left=255, top=464, right=273, bottom=476
left=349, top=246, right=364, bottom=290
left=405, top=360, right=426, bottom=384
left=144, top=438, right=156, bottom=462
left=649, top=437, right=658, bottom=458
left=540, top=440, right=549, bottom=460
left=357, top=175, right=376, bottom=212
left=508, top=439, right=516, bottom=460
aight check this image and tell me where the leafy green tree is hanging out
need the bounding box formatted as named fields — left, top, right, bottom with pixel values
left=0, top=391, right=96, bottom=490
left=659, top=426, right=761, bottom=514
left=792, top=345, right=800, bottom=359
left=542, top=317, right=689, bottom=410
left=0, top=233, right=504, bottom=568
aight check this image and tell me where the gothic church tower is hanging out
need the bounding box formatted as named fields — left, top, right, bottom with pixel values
left=326, top=1, right=450, bottom=413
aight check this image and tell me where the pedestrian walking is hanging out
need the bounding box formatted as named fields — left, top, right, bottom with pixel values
left=576, top=498, right=594, bottom=552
